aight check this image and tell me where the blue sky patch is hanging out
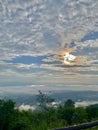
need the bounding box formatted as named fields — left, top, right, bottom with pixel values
left=3, top=55, right=60, bottom=65
left=4, top=55, right=46, bottom=64
left=93, top=61, right=98, bottom=64
left=81, top=31, right=98, bottom=42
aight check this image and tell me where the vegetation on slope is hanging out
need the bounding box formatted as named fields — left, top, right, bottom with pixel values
left=0, top=91, right=98, bottom=130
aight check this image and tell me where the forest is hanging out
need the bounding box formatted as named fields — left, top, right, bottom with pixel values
left=0, top=91, right=98, bottom=130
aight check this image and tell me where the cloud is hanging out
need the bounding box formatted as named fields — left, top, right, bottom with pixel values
left=0, top=0, right=98, bottom=60
left=18, top=104, right=36, bottom=111
left=75, top=101, right=98, bottom=108
left=0, top=0, right=98, bottom=95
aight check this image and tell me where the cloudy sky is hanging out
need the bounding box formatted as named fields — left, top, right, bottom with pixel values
left=0, top=0, right=98, bottom=96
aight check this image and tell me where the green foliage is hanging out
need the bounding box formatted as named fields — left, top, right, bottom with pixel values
left=57, top=99, right=75, bottom=125
left=8, top=110, right=33, bottom=130
left=64, top=99, right=75, bottom=108
left=58, top=107, right=75, bottom=125
left=86, top=105, right=98, bottom=121
left=1, top=96, right=98, bottom=130
left=0, top=99, right=15, bottom=130
left=72, top=107, right=88, bottom=124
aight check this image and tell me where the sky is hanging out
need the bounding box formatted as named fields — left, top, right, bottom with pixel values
left=0, top=0, right=98, bottom=97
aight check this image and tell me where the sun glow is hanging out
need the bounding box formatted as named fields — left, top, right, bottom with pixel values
left=63, top=52, right=76, bottom=65
left=59, top=48, right=87, bottom=66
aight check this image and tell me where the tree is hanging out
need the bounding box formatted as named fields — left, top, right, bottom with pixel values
left=8, top=110, right=33, bottom=130
left=86, top=105, right=98, bottom=121
left=36, top=90, right=54, bottom=111
left=72, top=107, right=88, bottom=124
left=59, top=107, right=75, bottom=125
left=64, top=99, right=75, bottom=108
left=0, top=99, right=15, bottom=130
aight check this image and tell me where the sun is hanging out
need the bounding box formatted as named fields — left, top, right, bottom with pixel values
left=63, top=52, right=76, bottom=65
left=58, top=48, right=87, bottom=66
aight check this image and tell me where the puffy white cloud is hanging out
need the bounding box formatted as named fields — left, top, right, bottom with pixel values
left=18, top=104, right=36, bottom=111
